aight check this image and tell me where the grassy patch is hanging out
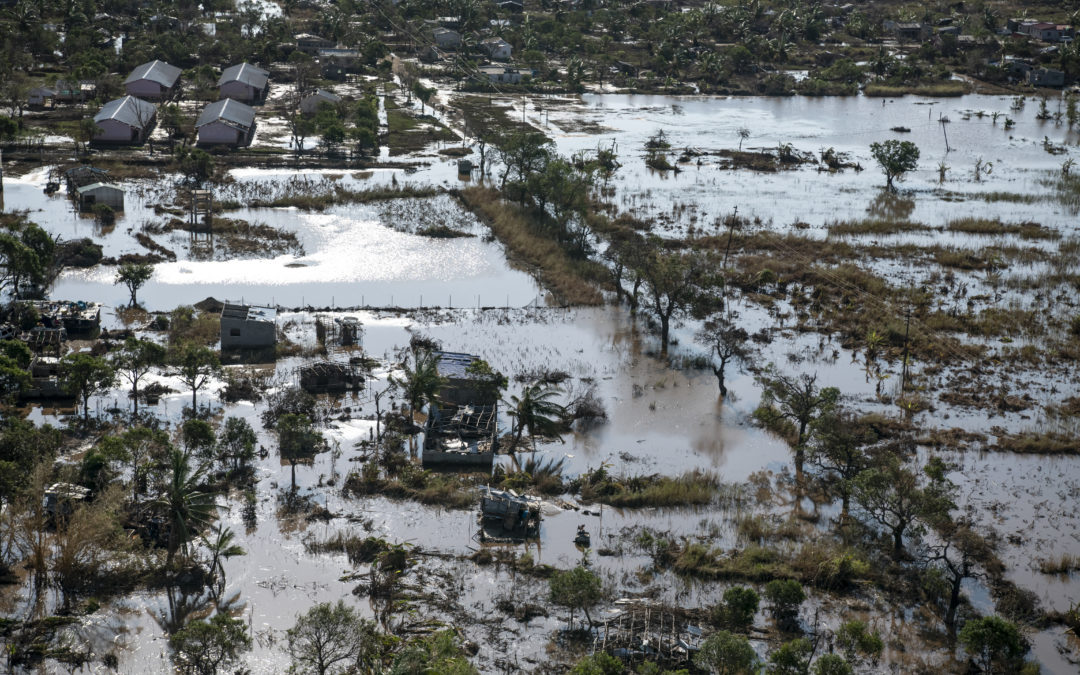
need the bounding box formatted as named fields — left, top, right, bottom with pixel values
left=386, top=110, right=458, bottom=156
left=993, top=430, right=1080, bottom=455
left=306, top=534, right=390, bottom=564
left=574, top=469, right=720, bottom=508
left=1038, top=553, right=1080, bottom=575
left=235, top=185, right=441, bottom=211
left=455, top=186, right=603, bottom=305
left=946, top=217, right=1060, bottom=240
left=343, top=463, right=480, bottom=509
left=827, top=219, right=936, bottom=237
left=863, top=81, right=970, bottom=97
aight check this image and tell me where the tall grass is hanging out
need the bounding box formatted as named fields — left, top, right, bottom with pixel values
left=576, top=469, right=720, bottom=507
left=946, top=217, right=1060, bottom=240
left=456, top=187, right=603, bottom=305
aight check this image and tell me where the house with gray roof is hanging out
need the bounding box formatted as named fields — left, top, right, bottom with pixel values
left=92, top=96, right=157, bottom=144
left=196, top=98, right=256, bottom=146
left=123, top=60, right=182, bottom=100
left=218, top=63, right=270, bottom=103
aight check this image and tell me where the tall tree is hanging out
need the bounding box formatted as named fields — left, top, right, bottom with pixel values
left=287, top=600, right=380, bottom=675
left=852, top=450, right=926, bottom=560
left=806, top=411, right=876, bottom=523
left=170, top=343, right=221, bottom=411
left=549, top=566, right=603, bottom=629
left=695, top=316, right=750, bottom=398
left=754, top=369, right=839, bottom=481
left=637, top=239, right=718, bottom=356
left=111, top=337, right=166, bottom=415
left=61, top=353, right=115, bottom=423
left=277, top=413, right=323, bottom=490
left=115, top=262, right=154, bottom=307
left=869, top=140, right=920, bottom=191
left=170, top=612, right=251, bottom=675
left=391, top=350, right=445, bottom=425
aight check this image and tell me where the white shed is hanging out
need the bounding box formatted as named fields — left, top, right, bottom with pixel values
left=75, top=183, right=125, bottom=211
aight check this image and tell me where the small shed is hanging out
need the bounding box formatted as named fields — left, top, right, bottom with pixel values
left=221, top=303, right=276, bottom=349
left=477, top=66, right=522, bottom=84
left=44, top=483, right=91, bottom=517
left=123, top=59, right=181, bottom=99
left=93, top=96, right=157, bottom=144
left=300, top=88, right=341, bottom=115
left=218, top=63, right=270, bottom=104
left=28, top=86, right=58, bottom=108
left=298, top=361, right=363, bottom=393
left=478, top=486, right=541, bottom=538
left=75, top=182, right=124, bottom=211
left=196, top=98, right=256, bottom=147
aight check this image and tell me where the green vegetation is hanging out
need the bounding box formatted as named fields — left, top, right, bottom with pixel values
left=575, top=468, right=720, bottom=507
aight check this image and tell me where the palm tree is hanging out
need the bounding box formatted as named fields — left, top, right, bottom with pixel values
left=507, top=381, right=567, bottom=453
left=392, top=350, right=445, bottom=427
left=156, top=449, right=217, bottom=566
left=202, top=524, right=245, bottom=599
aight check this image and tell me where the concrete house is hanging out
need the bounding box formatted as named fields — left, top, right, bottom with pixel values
left=433, top=27, right=462, bottom=49
left=883, top=20, right=930, bottom=42
left=478, top=65, right=523, bottom=84
left=1029, top=67, right=1065, bottom=87
left=123, top=60, right=181, bottom=100
left=300, top=88, right=341, bottom=115
left=218, top=63, right=270, bottom=103
left=295, top=33, right=334, bottom=54
left=28, top=86, right=57, bottom=107
left=481, top=37, right=512, bottom=60
left=75, top=183, right=124, bottom=211
left=92, top=96, right=157, bottom=144
left=196, top=98, right=256, bottom=147
left=221, top=303, right=276, bottom=349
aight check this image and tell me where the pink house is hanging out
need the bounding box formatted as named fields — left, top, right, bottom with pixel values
left=218, top=63, right=270, bottom=104
left=92, top=96, right=157, bottom=144
left=123, top=60, right=181, bottom=100
left=196, top=98, right=256, bottom=147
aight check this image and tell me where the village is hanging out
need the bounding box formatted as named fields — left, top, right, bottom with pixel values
left=2, top=0, right=1080, bottom=673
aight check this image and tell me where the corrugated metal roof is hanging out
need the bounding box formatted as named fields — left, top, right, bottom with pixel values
left=434, top=351, right=481, bottom=379
left=307, top=88, right=341, bottom=103
left=218, top=63, right=269, bottom=89
left=123, top=59, right=181, bottom=87
left=196, top=98, right=256, bottom=129
left=75, top=182, right=124, bottom=195
left=93, top=96, right=157, bottom=128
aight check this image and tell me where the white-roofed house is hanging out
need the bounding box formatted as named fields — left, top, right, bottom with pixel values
left=196, top=98, right=257, bottom=146
left=480, top=37, right=512, bottom=61
left=300, top=88, right=341, bottom=115
left=92, top=96, right=157, bottom=144
left=123, top=59, right=182, bottom=100
left=218, top=63, right=270, bottom=104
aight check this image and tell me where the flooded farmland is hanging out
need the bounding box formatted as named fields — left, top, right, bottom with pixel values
left=3, top=88, right=1080, bottom=674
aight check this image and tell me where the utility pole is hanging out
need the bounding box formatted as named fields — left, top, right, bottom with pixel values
left=939, top=113, right=951, bottom=152
left=900, top=297, right=912, bottom=394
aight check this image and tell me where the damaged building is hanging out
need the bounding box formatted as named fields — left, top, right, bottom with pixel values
left=220, top=303, right=276, bottom=349
left=478, top=486, right=541, bottom=540
left=298, top=360, right=364, bottom=393
left=422, top=351, right=501, bottom=469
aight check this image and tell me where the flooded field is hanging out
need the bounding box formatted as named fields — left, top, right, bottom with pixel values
left=3, top=91, right=1080, bottom=674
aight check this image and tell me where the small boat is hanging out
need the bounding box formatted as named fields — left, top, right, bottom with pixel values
left=574, top=524, right=591, bottom=547
left=890, top=126, right=911, bottom=133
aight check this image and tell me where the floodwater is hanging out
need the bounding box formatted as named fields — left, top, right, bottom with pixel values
left=5, top=91, right=1080, bottom=673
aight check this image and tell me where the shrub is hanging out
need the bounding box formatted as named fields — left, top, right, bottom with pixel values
left=764, top=579, right=805, bottom=629
left=958, top=616, right=1029, bottom=674
left=712, top=586, right=760, bottom=632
